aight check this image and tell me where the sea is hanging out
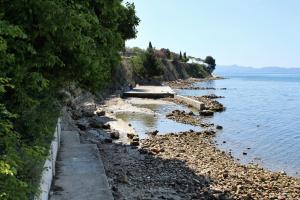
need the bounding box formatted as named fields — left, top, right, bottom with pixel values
left=178, top=73, right=300, bottom=176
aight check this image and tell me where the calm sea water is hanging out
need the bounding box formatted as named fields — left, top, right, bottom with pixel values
left=116, top=103, right=202, bottom=139
left=178, top=74, right=300, bottom=176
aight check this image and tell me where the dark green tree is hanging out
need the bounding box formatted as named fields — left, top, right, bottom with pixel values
left=204, top=56, right=216, bottom=73
left=165, top=49, right=171, bottom=59
left=148, top=41, right=153, bottom=50
left=179, top=51, right=183, bottom=61
left=143, top=43, right=163, bottom=77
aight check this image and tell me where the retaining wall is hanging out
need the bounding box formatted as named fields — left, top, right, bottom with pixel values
left=35, top=118, right=61, bottom=200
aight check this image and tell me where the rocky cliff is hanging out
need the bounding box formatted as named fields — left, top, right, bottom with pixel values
left=108, top=57, right=211, bottom=91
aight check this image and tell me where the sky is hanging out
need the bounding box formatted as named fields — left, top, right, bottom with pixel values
left=125, top=0, right=300, bottom=68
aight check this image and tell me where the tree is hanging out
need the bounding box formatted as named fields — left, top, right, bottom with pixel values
left=0, top=0, right=139, bottom=198
left=204, top=56, right=216, bottom=73
left=165, top=49, right=171, bottom=59
left=183, top=52, right=189, bottom=62
left=148, top=41, right=153, bottom=50
left=142, top=42, right=163, bottom=77
left=143, top=48, right=163, bottom=77
left=179, top=51, right=183, bottom=61
left=117, top=3, right=140, bottom=40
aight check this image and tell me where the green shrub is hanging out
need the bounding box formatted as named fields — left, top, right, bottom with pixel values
left=130, top=55, right=146, bottom=76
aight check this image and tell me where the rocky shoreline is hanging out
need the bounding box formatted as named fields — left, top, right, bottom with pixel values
left=166, top=110, right=215, bottom=128
left=64, top=78, right=300, bottom=200
left=166, top=77, right=225, bottom=90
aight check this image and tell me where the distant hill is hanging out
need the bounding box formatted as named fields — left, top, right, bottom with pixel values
left=214, top=65, right=300, bottom=76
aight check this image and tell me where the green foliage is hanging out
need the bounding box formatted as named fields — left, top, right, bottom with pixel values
left=204, top=56, right=216, bottom=73
left=129, top=47, right=145, bottom=56
left=0, top=0, right=139, bottom=199
left=187, top=64, right=210, bottom=78
left=165, top=49, right=171, bottom=59
left=130, top=55, right=146, bottom=76
left=179, top=51, right=183, bottom=61
left=183, top=52, right=189, bottom=62
left=117, top=2, right=140, bottom=40
left=143, top=48, right=163, bottom=77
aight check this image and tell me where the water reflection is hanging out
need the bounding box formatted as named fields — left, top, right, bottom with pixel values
left=115, top=103, right=202, bottom=139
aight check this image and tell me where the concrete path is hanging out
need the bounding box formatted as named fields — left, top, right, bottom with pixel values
left=123, top=85, right=175, bottom=98
left=50, top=131, right=113, bottom=200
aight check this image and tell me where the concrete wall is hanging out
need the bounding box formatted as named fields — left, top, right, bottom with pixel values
left=35, top=118, right=61, bottom=200
left=175, top=95, right=204, bottom=111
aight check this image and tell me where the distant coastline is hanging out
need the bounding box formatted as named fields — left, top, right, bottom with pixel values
left=215, top=65, right=300, bottom=76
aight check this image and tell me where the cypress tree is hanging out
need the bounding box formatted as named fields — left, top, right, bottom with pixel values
left=148, top=41, right=153, bottom=50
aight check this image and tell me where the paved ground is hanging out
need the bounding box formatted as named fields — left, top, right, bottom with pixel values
left=50, top=131, right=113, bottom=200
left=123, top=85, right=175, bottom=98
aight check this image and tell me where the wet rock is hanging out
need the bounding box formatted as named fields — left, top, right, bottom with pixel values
left=280, top=170, right=286, bottom=175
left=76, top=122, right=87, bottom=130
left=188, top=111, right=194, bottom=116
left=82, top=110, right=95, bottom=117
left=72, top=110, right=82, bottom=120
left=138, top=149, right=148, bottom=154
left=110, top=131, right=120, bottom=139
left=130, top=140, right=139, bottom=146
left=243, top=152, right=247, bottom=155
left=112, top=186, right=118, bottom=192
left=127, top=133, right=135, bottom=139
left=200, top=110, right=214, bottom=116
left=166, top=113, right=173, bottom=117
left=148, top=130, right=159, bottom=136
left=166, top=109, right=204, bottom=126
left=216, top=125, right=223, bottom=130
left=96, top=110, right=105, bottom=116
left=202, top=94, right=225, bottom=99
left=104, top=138, right=113, bottom=143
left=132, top=136, right=139, bottom=142
left=192, top=96, right=225, bottom=112
left=89, top=120, right=104, bottom=128
left=102, top=123, right=111, bottom=129
left=202, top=130, right=216, bottom=136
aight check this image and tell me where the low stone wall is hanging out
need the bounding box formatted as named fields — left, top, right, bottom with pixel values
left=175, top=95, right=204, bottom=110
left=35, top=118, right=61, bottom=200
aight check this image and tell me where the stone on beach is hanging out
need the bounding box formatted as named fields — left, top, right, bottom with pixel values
left=200, top=110, right=214, bottom=116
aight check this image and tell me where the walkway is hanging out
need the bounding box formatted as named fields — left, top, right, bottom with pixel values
left=123, top=85, right=175, bottom=98
left=50, top=131, right=113, bottom=200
